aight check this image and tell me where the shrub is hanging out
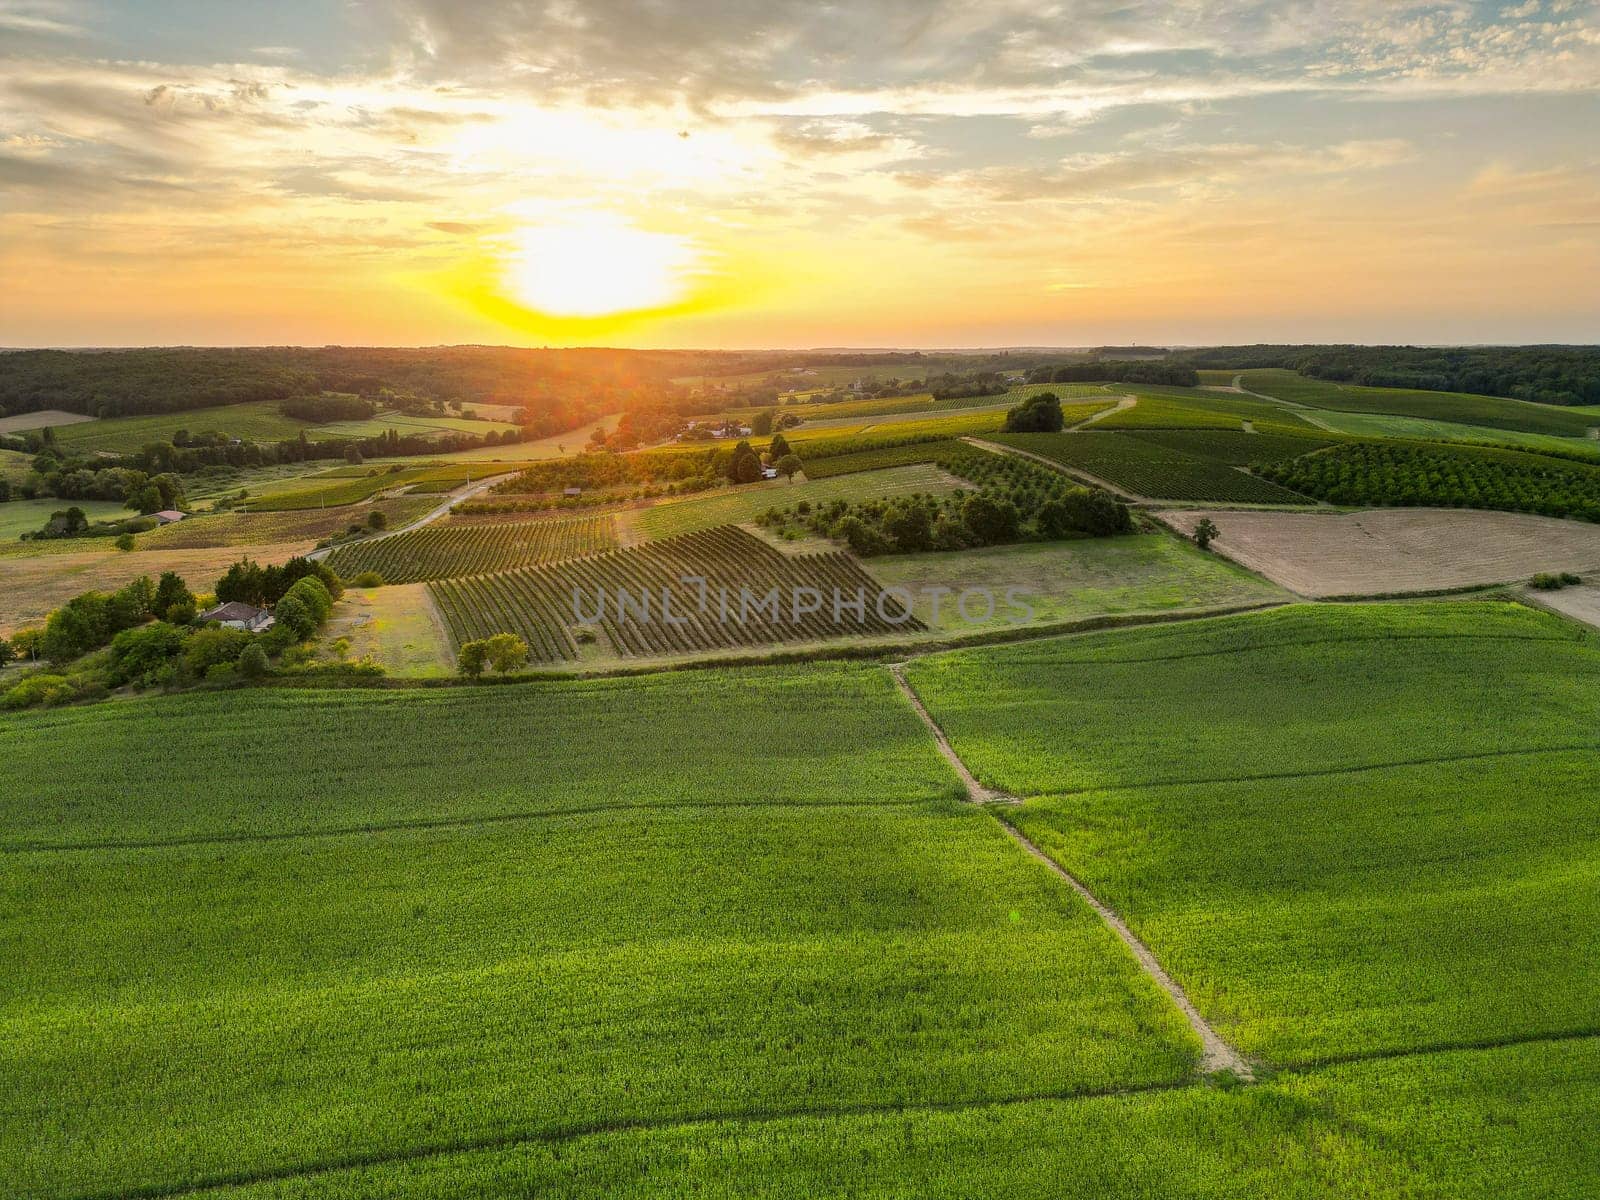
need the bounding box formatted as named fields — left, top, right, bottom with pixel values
left=107, top=622, right=188, bottom=688
left=183, top=627, right=251, bottom=676
left=238, top=644, right=270, bottom=678
left=351, top=570, right=385, bottom=587
left=1194, top=517, right=1221, bottom=550
left=458, top=639, right=489, bottom=678
left=274, top=594, right=315, bottom=640
left=1530, top=573, right=1566, bottom=590
left=115, top=533, right=136, bottom=552
left=366, top=510, right=387, bottom=531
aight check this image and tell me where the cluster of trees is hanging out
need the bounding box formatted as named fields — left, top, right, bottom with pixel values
left=1257, top=443, right=1600, bottom=521
left=1003, top=392, right=1066, bottom=433
left=3, top=556, right=349, bottom=709
left=1174, top=345, right=1600, bottom=407
left=1026, top=360, right=1201, bottom=387
left=279, top=394, right=379, bottom=423
left=926, top=372, right=1012, bottom=402
left=758, top=450, right=1130, bottom=555
left=457, top=633, right=530, bottom=678
left=214, top=556, right=342, bottom=607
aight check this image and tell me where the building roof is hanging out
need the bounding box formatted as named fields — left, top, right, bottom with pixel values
left=153, top=510, right=186, bottom=521
left=200, top=601, right=267, bottom=623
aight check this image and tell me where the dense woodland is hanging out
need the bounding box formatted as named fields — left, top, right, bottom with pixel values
left=1174, top=345, right=1600, bottom=406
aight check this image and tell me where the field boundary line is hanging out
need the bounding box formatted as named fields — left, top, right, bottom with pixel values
left=307, top=471, right=519, bottom=562
left=887, top=665, right=1251, bottom=1079
left=61, top=1076, right=1205, bottom=1200
left=0, top=797, right=938, bottom=856
left=1021, top=742, right=1600, bottom=799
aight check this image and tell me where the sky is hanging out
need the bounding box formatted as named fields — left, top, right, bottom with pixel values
left=0, top=0, right=1597, bottom=348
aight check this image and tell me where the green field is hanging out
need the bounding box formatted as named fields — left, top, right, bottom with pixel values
left=7, top=592, right=1600, bottom=1196
left=869, top=533, right=1287, bottom=630
left=0, top=497, right=131, bottom=540
left=1285, top=407, right=1600, bottom=457
left=308, top=409, right=521, bottom=439
left=1098, top=390, right=1321, bottom=432
left=906, top=603, right=1600, bottom=1065
left=629, top=463, right=967, bottom=541
left=1123, top=429, right=1337, bottom=465
left=48, top=401, right=318, bottom=454
left=1242, top=369, right=1598, bottom=438
left=2, top=666, right=1210, bottom=1197
left=989, top=431, right=1313, bottom=503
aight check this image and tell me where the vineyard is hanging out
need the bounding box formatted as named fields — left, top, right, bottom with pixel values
left=990, top=432, right=1315, bottom=503
left=324, top=513, right=618, bottom=583
left=1256, top=441, right=1600, bottom=520
left=1096, top=391, right=1320, bottom=432
left=429, top=524, right=921, bottom=662
left=800, top=439, right=967, bottom=479
left=1123, top=429, right=1337, bottom=466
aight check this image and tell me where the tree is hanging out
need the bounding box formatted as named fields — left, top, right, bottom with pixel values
left=0, top=479, right=10, bottom=502
left=775, top=453, right=802, bottom=481
left=734, top=448, right=764, bottom=484
left=154, top=571, right=194, bottom=621
left=344, top=444, right=364, bottom=465
left=238, top=644, right=270, bottom=679
left=458, top=639, right=489, bottom=678
left=114, top=533, right=135, bottom=552
left=0, top=639, right=14, bottom=668
left=751, top=410, right=774, bottom=436
left=961, top=493, right=1020, bottom=544
left=273, top=593, right=315, bottom=640
left=1194, top=517, right=1220, bottom=550
left=1003, top=392, right=1065, bottom=433
left=107, top=622, right=188, bottom=687
left=130, top=485, right=163, bottom=515
left=485, top=632, right=528, bottom=675
left=768, top=433, right=793, bottom=461
left=366, top=509, right=387, bottom=531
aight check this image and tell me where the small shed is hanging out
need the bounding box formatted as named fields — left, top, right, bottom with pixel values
left=563, top=486, right=583, bottom=498
left=152, top=510, right=187, bottom=525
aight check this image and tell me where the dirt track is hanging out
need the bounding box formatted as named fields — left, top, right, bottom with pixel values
left=1160, top=508, right=1600, bottom=598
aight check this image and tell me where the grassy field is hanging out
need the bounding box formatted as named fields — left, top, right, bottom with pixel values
left=628, top=463, right=966, bottom=541
left=1098, top=390, right=1322, bottom=432
left=989, top=431, right=1313, bottom=503
left=1242, top=369, right=1598, bottom=438
left=2, top=664, right=1212, bottom=1197
left=308, top=409, right=521, bottom=439
left=316, top=583, right=455, bottom=676
left=1288, top=407, right=1600, bottom=457
left=0, top=409, right=95, bottom=434
left=869, top=533, right=1287, bottom=631
left=907, top=602, right=1600, bottom=1066
left=1124, top=429, right=1336, bottom=465
left=0, top=540, right=312, bottom=635
left=798, top=438, right=970, bottom=479
left=135, top=496, right=436, bottom=550
left=48, top=401, right=318, bottom=454
left=0, top=497, right=129, bottom=540
left=183, top=1040, right=1600, bottom=1197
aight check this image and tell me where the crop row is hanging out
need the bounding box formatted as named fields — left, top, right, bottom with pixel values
left=1123, top=429, right=1337, bottom=466
left=429, top=524, right=923, bottom=661
left=990, top=432, right=1314, bottom=503
left=796, top=439, right=967, bottom=479
left=325, top=513, right=617, bottom=583
left=1256, top=441, right=1600, bottom=520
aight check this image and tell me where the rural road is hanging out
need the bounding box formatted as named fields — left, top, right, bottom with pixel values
left=308, top=471, right=518, bottom=562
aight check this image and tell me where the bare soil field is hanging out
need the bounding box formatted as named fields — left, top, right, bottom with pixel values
left=1160, top=508, right=1600, bottom=598
left=0, top=409, right=94, bottom=434
left=1527, top=584, right=1600, bottom=632
left=0, top=542, right=308, bottom=635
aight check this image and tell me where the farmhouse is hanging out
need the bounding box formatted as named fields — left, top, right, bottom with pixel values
left=151, top=510, right=186, bottom=525
left=198, top=601, right=275, bottom=633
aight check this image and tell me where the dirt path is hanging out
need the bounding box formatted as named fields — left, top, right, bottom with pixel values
left=889, top=666, right=1011, bottom=803
left=962, top=436, right=1144, bottom=502
left=888, top=664, right=1252, bottom=1079
left=1068, top=395, right=1135, bottom=429
left=308, top=472, right=517, bottom=562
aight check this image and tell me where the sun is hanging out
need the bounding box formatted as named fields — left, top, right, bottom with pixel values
left=503, top=217, right=698, bottom=318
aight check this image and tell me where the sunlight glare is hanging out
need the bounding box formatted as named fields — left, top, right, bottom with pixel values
left=503, top=218, right=698, bottom=318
